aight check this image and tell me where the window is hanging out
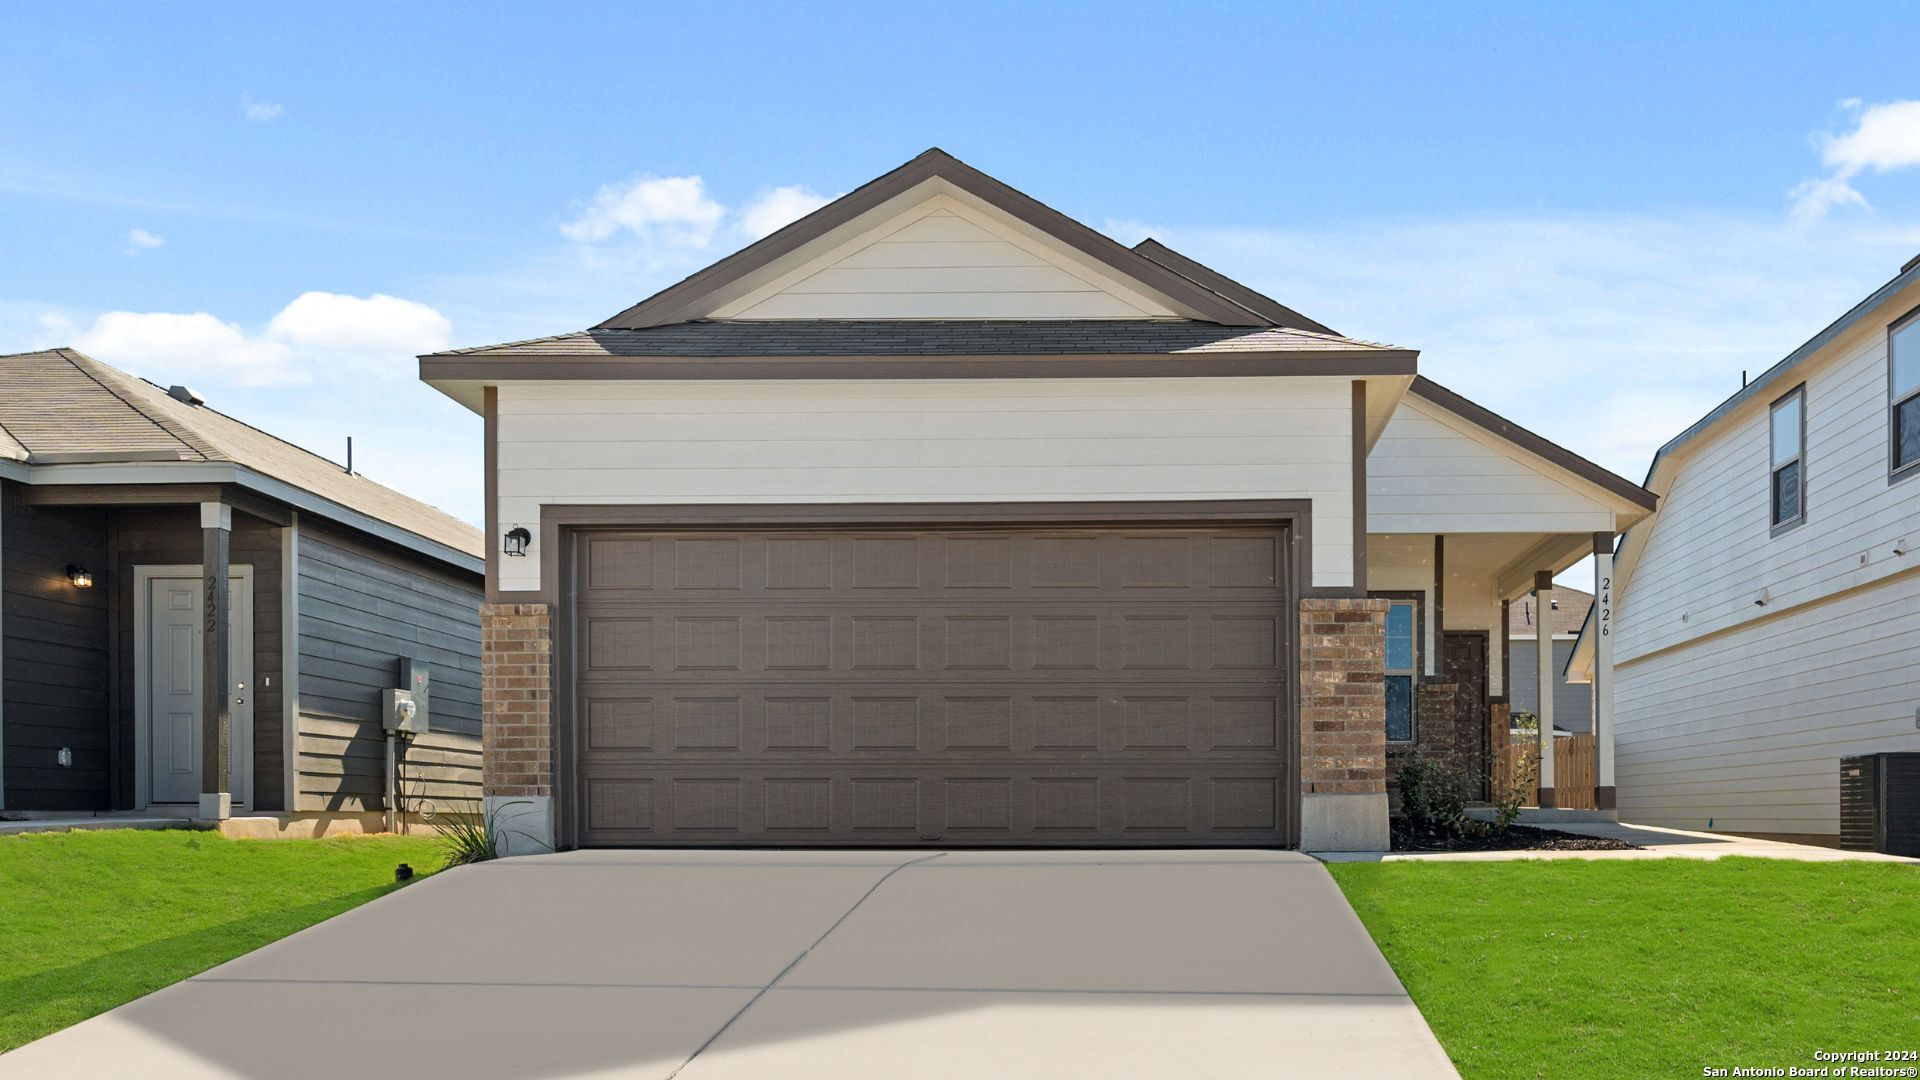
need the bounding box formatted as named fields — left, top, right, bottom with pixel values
left=1770, top=387, right=1805, bottom=529
left=1382, top=597, right=1418, bottom=742
left=1893, top=311, right=1920, bottom=479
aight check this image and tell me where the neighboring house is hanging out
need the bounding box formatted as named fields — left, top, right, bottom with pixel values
left=1508, top=585, right=1592, bottom=733
left=421, top=149, right=1653, bottom=852
left=1570, top=254, right=1920, bottom=844
left=0, top=348, right=485, bottom=831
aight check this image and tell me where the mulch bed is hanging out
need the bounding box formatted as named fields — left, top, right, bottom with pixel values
left=1391, top=823, right=1642, bottom=853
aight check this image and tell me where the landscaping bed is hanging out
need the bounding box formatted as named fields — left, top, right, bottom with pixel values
left=1392, top=821, right=1640, bottom=852
left=0, top=828, right=444, bottom=1052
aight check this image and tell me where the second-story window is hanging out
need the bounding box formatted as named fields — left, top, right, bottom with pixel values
left=1893, top=311, right=1920, bottom=479
left=1770, top=387, right=1805, bottom=529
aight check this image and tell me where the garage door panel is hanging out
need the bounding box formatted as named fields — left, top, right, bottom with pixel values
left=578, top=686, right=1287, bottom=760
left=580, top=531, right=1288, bottom=602
left=572, top=524, right=1292, bottom=847
left=574, top=609, right=1287, bottom=680
left=574, top=766, right=1291, bottom=846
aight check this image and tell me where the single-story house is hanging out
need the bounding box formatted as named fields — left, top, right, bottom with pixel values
left=1569, top=253, right=1920, bottom=844
left=420, top=149, right=1655, bottom=852
left=0, top=348, right=485, bottom=832
left=1508, top=584, right=1592, bottom=733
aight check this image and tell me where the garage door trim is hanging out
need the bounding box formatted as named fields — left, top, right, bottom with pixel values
left=549, top=499, right=1312, bottom=851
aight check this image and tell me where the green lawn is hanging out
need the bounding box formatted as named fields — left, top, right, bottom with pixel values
left=1328, top=857, right=1920, bottom=1079
left=0, top=828, right=444, bottom=1052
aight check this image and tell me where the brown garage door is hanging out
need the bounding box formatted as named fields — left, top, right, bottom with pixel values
left=567, top=523, right=1292, bottom=847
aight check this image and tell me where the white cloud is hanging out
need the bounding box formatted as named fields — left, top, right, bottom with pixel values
left=560, top=175, right=724, bottom=245
left=1791, top=99, right=1920, bottom=220
left=46, top=291, right=452, bottom=388
left=265, top=291, right=451, bottom=355
left=739, top=185, right=832, bottom=239
left=71, top=310, right=295, bottom=386
left=241, top=93, right=283, bottom=121
left=126, top=228, right=165, bottom=252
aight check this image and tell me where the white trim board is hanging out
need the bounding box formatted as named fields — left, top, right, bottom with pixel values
left=281, top=514, right=300, bottom=813
left=132, top=564, right=254, bottom=811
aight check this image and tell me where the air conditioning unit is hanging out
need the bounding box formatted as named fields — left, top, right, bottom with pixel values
left=1840, top=753, right=1920, bottom=856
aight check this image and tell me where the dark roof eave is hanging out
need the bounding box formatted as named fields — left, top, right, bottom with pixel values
left=419, top=349, right=1419, bottom=382
left=1641, top=258, right=1920, bottom=488
left=1410, top=375, right=1657, bottom=511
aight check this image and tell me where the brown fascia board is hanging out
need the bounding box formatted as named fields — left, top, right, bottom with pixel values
left=593, top=148, right=1267, bottom=330
left=1132, top=239, right=1338, bottom=336
left=419, top=349, right=1419, bottom=382
left=1409, top=375, right=1657, bottom=510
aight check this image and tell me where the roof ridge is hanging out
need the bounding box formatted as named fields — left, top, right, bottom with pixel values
left=50, top=348, right=215, bottom=461
left=128, top=373, right=361, bottom=473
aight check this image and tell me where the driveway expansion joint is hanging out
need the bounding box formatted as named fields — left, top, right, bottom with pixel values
left=667, top=851, right=948, bottom=1078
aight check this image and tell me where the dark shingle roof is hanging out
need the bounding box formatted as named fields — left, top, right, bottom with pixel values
left=1509, top=586, right=1593, bottom=638
left=1, top=349, right=481, bottom=560
left=429, top=320, right=1402, bottom=360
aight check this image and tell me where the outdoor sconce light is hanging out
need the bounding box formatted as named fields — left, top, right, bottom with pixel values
left=66, top=565, right=93, bottom=588
left=503, top=527, right=532, bottom=557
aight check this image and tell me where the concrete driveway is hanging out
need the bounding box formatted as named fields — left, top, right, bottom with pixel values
left=0, top=849, right=1455, bottom=1079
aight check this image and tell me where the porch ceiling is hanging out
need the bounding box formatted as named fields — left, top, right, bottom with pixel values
left=1368, top=531, right=1596, bottom=601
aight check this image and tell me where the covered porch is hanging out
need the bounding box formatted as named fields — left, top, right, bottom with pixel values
left=1361, top=378, right=1655, bottom=813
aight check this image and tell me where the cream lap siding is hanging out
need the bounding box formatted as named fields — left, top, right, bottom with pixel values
left=494, top=377, right=1357, bottom=593
left=1614, top=570, right=1920, bottom=836
left=1617, top=328, right=1920, bottom=662
left=711, top=199, right=1182, bottom=321
left=1367, top=395, right=1616, bottom=535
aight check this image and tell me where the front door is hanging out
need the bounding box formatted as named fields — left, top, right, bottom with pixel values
left=146, top=574, right=253, bottom=806
left=1441, top=631, right=1490, bottom=796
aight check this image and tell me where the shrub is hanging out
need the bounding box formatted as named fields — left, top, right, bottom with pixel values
left=1395, top=755, right=1474, bottom=835
left=429, top=799, right=542, bottom=868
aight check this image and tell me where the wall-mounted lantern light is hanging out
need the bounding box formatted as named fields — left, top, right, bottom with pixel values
left=503, top=527, right=532, bottom=557
left=66, top=565, right=94, bottom=588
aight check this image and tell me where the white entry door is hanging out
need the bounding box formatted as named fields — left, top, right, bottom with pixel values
left=145, top=573, right=253, bottom=807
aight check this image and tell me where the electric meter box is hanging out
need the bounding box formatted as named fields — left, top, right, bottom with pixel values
left=398, top=658, right=431, bottom=732
left=383, top=688, right=425, bottom=735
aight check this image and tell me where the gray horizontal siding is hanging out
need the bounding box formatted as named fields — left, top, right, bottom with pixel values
left=2, top=487, right=111, bottom=810
left=295, top=522, right=482, bottom=813
left=1507, top=637, right=1593, bottom=733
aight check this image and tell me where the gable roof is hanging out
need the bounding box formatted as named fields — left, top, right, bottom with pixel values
left=432, top=320, right=1397, bottom=359
left=1407, top=376, right=1657, bottom=511
left=1131, top=239, right=1338, bottom=336
left=1508, top=585, right=1593, bottom=638
left=0, top=348, right=482, bottom=562
left=595, top=149, right=1269, bottom=330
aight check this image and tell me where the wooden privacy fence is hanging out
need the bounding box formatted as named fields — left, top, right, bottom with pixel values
left=1493, top=732, right=1596, bottom=809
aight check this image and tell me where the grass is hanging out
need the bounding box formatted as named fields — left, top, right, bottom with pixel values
left=0, top=828, right=444, bottom=1052
left=1327, top=857, right=1920, bottom=1079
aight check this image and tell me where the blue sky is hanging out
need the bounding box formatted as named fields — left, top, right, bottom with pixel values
left=5, top=2, right=1919, bottom=555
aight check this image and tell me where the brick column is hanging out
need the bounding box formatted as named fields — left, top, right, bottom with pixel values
left=1298, top=597, right=1389, bottom=850
left=481, top=603, right=554, bottom=852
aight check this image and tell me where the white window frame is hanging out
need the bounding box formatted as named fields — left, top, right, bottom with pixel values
left=1377, top=594, right=1420, bottom=744
left=1769, top=385, right=1806, bottom=534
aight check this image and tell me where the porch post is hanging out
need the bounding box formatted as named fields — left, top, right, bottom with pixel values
left=200, top=501, right=232, bottom=821
left=1534, top=570, right=1556, bottom=808
left=1592, top=532, right=1616, bottom=810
